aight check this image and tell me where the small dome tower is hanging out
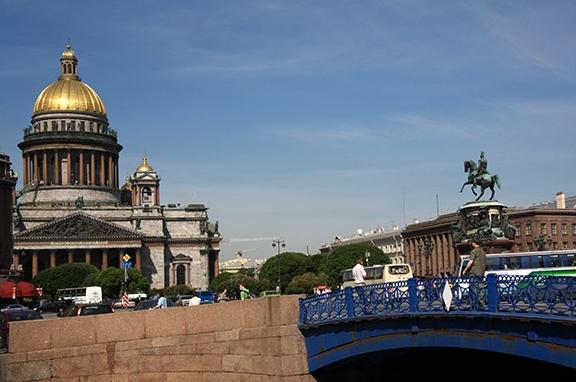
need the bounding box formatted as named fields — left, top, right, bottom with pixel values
left=130, top=156, right=160, bottom=207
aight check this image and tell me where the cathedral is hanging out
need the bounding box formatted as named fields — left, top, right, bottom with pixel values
left=11, top=46, right=221, bottom=289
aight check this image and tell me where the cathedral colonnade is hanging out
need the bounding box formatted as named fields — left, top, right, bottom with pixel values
left=12, top=246, right=142, bottom=279
left=22, top=148, right=119, bottom=188
left=404, top=232, right=457, bottom=277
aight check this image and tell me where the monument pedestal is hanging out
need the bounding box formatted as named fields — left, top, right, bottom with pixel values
left=452, top=200, right=517, bottom=255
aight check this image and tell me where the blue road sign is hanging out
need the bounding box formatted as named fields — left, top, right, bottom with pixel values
left=122, top=261, right=133, bottom=269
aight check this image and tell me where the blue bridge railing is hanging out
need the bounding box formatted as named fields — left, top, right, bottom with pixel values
left=299, top=274, right=576, bottom=327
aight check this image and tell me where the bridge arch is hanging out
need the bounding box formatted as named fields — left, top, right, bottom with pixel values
left=303, top=314, right=576, bottom=373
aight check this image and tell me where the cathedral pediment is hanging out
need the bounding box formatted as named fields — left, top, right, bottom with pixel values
left=15, top=211, right=141, bottom=240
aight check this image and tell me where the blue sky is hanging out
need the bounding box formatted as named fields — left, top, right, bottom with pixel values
left=1, top=1, right=575, bottom=260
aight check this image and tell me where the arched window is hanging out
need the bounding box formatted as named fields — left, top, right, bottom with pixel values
left=176, top=265, right=186, bottom=285
left=142, top=187, right=152, bottom=204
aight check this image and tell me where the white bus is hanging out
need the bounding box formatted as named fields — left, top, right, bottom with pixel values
left=55, top=286, right=103, bottom=304
left=456, top=249, right=576, bottom=278
left=341, top=264, right=413, bottom=288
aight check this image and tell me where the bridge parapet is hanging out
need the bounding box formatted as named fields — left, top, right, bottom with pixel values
left=299, top=274, right=576, bottom=327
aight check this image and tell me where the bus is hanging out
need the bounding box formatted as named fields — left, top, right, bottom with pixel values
left=341, top=264, right=413, bottom=288
left=55, top=286, right=103, bottom=304
left=456, top=249, right=576, bottom=277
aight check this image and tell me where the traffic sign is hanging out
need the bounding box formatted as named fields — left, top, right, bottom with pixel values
left=122, top=254, right=131, bottom=262
left=122, top=261, right=133, bottom=269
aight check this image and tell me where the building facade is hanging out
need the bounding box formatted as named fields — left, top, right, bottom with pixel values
left=12, top=46, right=220, bottom=289
left=0, top=153, right=17, bottom=272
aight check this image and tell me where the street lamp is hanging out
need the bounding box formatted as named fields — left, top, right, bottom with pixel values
left=272, top=239, right=286, bottom=292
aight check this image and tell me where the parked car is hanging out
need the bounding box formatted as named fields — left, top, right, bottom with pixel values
left=58, top=303, right=114, bottom=317
left=0, top=304, right=27, bottom=312
left=0, top=308, right=43, bottom=351
left=175, top=295, right=194, bottom=306
left=31, top=299, right=71, bottom=314
left=198, top=291, right=215, bottom=304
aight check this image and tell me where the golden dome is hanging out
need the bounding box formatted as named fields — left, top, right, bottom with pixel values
left=33, top=79, right=106, bottom=115
left=136, top=157, right=154, bottom=173
left=32, top=45, right=106, bottom=116
left=61, top=45, right=77, bottom=60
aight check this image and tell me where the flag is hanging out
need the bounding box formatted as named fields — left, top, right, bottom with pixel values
left=122, top=291, right=129, bottom=308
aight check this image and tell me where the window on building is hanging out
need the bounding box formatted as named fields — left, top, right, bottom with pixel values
left=551, top=223, right=557, bottom=235
left=562, top=223, right=568, bottom=235
left=540, top=223, right=547, bottom=235
left=563, top=242, right=568, bottom=249
left=572, top=224, right=576, bottom=235
left=526, top=224, right=532, bottom=236
left=176, top=264, right=186, bottom=285
left=142, top=187, right=152, bottom=204
left=515, top=225, right=520, bottom=237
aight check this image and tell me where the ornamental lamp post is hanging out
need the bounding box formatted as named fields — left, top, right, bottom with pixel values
left=272, top=239, right=286, bottom=293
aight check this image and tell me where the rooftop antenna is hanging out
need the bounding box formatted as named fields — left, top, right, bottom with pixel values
left=402, top=184, right=406, bottom=227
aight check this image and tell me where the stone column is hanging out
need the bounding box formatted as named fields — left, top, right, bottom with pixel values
left=32, top=250, right=39, bottom=277
left=100, top=153, right=105, bottom=186
left=54, top=150, right=60, bottom=185
left=108, top=155, right=113, bottom=187
left=67, top=150, right=72, bottom=185
left=90, top=152, right=95, bottom=185
left=22, top=153, right=27, bottom=184
left=50, top=250, right=56, bottom=268
left=115, top=157, right=119, bottom=188
left=119, top=251, right=123, bottom=268
left=33, top=151, right=38, bottom=181
left=79, top=150, right=84, bottom=185
left=68, top=250, right=74, bottom=263
left=136, top=248, right=142, bottom=272
left=102, top=249, right=108, bottom=271
left=85, top=249, right=91, bottom=266
left=42, top=150, right=48, bottom=183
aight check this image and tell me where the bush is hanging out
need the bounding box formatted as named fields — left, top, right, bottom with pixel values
left=286, top=272, right=330, bottom=295
left=88, top=267, right=149, bottom=298
left=209, top=272, right=234, bottom=292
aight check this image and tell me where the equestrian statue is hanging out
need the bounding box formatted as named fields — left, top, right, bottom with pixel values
left=459, top=151, right=500, bottom=201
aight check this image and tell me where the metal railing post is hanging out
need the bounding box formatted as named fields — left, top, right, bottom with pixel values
left=487, top=273, right=498, bottom=312
left=408, top=278, right=417, bottom=313
left=344, top=287, right=355, bottom=319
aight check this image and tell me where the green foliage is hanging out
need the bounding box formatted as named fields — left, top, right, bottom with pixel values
left=162, top=285, right=195, bottom=300
left=259, top=252, right=312, bottom=293
left=208, top=272, right=234, bottom=292
left=88, top=267, right=149, bottom=298
left=320, top=244, right=390, bottom=286
left=237, top=267, right=255, bottom=277
left=309, top=253, right=328, bottom=274
left=214, top=273, right=270, bottom=300
left=32, top=263, right=100, bottom=299
left=286, top=272, right=330, bottom=295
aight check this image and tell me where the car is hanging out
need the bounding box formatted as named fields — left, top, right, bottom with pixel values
left=58, top=303, right=114, bottom=317
left=0, top=304, right=27, bottom=311
left=198, top=291, right=215, bottom=304
left=174, top=295, right=194, bottom=306
left=31, top=299, right=72, bottom=314
left=0, top=308, right=43, bottom=351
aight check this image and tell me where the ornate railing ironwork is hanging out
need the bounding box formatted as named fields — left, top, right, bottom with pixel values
left=299, top=274, right=576, bottom=327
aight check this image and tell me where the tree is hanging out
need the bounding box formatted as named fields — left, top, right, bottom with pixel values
left=320, top=244, right=390, bottom=287
left=33, top=263, right=100, bottom=299
left=88, top=267, right=149, bottom=298
left=286, top=272, right=330, bottom=295
left=258, top=252, right=313, bottom=293
left=208, top=272, right=234, bottom=292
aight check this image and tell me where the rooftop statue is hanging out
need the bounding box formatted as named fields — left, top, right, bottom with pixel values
left=459, top=152, right=501, bottom=201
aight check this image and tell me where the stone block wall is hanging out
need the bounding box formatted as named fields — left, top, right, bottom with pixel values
left=0, top=295, right=315, bottom=382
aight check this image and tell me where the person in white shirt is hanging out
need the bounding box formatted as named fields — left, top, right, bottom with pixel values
left=352, top=257, right=367, bottom=286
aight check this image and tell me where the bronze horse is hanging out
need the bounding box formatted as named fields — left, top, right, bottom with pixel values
left=460, top=160, right=500, bottom=201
